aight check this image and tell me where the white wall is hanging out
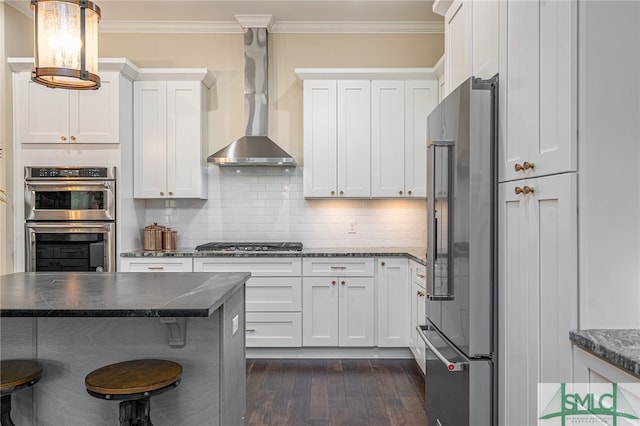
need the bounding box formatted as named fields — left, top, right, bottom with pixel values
left=143, top=167, right=427, bottom=249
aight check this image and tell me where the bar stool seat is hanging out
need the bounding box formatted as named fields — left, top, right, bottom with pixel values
left=85, top=359, right=182, bottom=426
left=1, top=359, right=43, bottom=426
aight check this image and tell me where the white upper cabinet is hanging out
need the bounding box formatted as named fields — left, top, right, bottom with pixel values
left=372, top=80, right=437, bottom=198
left=404, top=80, right=438, bottom=198
left=337, top=80, right=371, bottom=198
left=11, top=59, right=137, bottom=144
left=499, top=0, right=577, bottom=182
left=133, top=70, right=214, bottom=199
left=298, top=68, right=438, bottom=199
left=371, top=80, right=405, bottom=197
left=301, top=79, right=370, bottom=198
left=302, top=80, right=338, bottom=197
left=438, top=0, right=499, bottom=96
left=445, top=0, right=472, bottom=93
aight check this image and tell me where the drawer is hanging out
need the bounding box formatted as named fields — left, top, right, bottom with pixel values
left=413, top=264, right=426, bottom=289
left=120, top=258, right=193, bottom=272
left=246, top=277, right=302, bottom=312
left=302, top=258, right=374, bottom=277
left=245, top=312, right=302, bottom=347
left=193, top=257, right=302, bottom=276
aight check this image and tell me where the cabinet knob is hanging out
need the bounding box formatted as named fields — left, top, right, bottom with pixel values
left=70, top=135, right=76, bottom=141
left=417, top=291, right=424, bottom=297
left=408, top=190, right=412, bottom=195
left=381, top=261, right=385, bottom=266
left=60, top=136, right=66, bottom=141
left=399, top=190, right=403, bottom=195
left=168, top=191, right=173, bottom=196
left=331, top=191, right=335, bottom=196
left=332, top=280, right=336, bottom=286
left=515, top=161, right=535, bottom=172
left=515, top=186, right=535, bottom=195
left=339, top=190, right=344, bottom=195
left=160, top=192, right=165, bottom=196
left=341, top=280, right=346, bottom=286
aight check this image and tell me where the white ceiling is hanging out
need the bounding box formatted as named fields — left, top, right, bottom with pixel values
left=7, top=0, right=444, bottom=33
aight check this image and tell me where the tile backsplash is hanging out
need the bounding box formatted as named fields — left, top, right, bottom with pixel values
left=144, top=167, right=427, bottom=249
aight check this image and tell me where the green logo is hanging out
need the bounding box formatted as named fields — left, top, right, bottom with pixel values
left=539, top=383, right=639, bottom=425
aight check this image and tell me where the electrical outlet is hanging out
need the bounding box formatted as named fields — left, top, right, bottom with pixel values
left=232, top=314, right=239, bottom=335
left=349, top=220, right=357, bottom=234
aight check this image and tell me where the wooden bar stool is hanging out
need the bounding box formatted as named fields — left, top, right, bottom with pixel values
left=1, top=360, right=43, bottom=426
left=85, top=359, right=182, bottom=426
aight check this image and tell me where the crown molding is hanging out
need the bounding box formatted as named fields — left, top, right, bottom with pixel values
left=235, top=14, right=274, bottom=29
left=99, top=19, right=444, bottom=34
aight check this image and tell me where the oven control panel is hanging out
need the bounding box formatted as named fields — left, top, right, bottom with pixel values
left=25, top=167, right=116, bottom=180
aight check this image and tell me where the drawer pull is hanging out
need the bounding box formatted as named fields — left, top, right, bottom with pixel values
left=246, top=329, right=256, bottom=333
left=147, top=266, right=165, bottom=270
left=417, top=273, right=425, bottom=279
left=330, top=266, right=347, bottom=270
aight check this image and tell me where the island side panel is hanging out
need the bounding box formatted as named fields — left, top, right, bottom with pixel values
left=32, top=315, right=222, bottom=426
left=221, top=285, right=246, bottom=425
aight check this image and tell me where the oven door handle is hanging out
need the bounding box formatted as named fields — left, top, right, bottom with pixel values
left=417, top=325, right=466, bottom=372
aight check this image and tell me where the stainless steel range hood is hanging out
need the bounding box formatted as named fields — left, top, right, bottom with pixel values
left=208, top=22, right=295, bottom=166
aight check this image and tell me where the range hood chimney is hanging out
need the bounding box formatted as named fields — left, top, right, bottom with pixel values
left=208, top=15, right=296, bottom=166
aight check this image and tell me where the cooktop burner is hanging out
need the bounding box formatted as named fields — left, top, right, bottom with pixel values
left=195, top=242, right=303, bottom=252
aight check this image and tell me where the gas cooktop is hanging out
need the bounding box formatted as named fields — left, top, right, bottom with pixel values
left=194, top=242, right=303, bottom=252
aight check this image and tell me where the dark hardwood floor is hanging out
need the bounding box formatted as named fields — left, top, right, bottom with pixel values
left=245, top=359, right=428, bottom=426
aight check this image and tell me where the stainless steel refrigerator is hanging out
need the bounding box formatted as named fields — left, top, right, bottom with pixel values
left=418, top=76, right=498, bottom=426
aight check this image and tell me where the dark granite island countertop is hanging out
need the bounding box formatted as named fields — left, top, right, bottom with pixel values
left=0, top=271, right=250, bottom=317
left=570, top=329, right=640, bottom=378
left=1, top=272, right=248, bottom=425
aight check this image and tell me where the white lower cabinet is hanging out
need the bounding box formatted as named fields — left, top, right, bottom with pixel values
left=302, top=258, right=375, bottom=347
left=498, top=173, right=577, bottom=425
left=194, top=258, right=302, bottom=348
left=409, top=260, right=426, bottom=372
left=119, top=257, right=193, bottom=272
left=376, top=257, right=409, bottom=347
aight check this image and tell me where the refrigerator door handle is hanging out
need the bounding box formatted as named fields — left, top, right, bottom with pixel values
left=417, top=325, right=466, bottom=372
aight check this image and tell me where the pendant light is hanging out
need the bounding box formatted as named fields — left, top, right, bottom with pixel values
left=31, top=0, right=101, bottom=90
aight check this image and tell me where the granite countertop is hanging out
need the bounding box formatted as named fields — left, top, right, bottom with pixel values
left=120, top=247, right=428, bottom=265
left=570, top=329, right=640, bottom=378
left=0, top=272, right=250, bottom=318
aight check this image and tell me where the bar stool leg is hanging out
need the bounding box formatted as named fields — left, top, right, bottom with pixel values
left=0, top=395, right=16, bottom=426
left=118, top=400, right=134, bottom=426
left=136, top=397, right=153, bottom=426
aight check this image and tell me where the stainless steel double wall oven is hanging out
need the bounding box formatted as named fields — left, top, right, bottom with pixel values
left=24, top=166, right=116, bottom=272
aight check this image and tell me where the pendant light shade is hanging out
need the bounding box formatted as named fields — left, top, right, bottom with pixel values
left=31, top=0, right=101, bottom=90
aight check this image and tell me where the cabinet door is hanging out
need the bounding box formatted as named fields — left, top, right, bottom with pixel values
left=302, top=277, right=339, bottom=346
left=166, top=81, right=206, bottom=198
left=70, top=73, right=119, bottom=143
left=338, top=277, right=374, bottom=346
left=411, top=279, right=427, bottom=373
left=303, top=80, right=338, bottom=197
left=134, top=81, right=168, bottom=198
left=499, top=173, right=577, bottom=425
left=500, top=0, right=576, bottom=182
left=15, top=73, right=70, bottom=144
left=376, top=258, right=409, bottom=347
left=472, top=0, right=499, bottom=79
left=337, top=80, right=371, bottom=197
left=405, top=80, right=438, bottom=198
left=445, top=0, right=472, bottom=94
left=371, top=80, right=405, bottom=197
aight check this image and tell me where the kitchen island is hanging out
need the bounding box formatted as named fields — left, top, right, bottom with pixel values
left=0, top=271, right=249, bottom=426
